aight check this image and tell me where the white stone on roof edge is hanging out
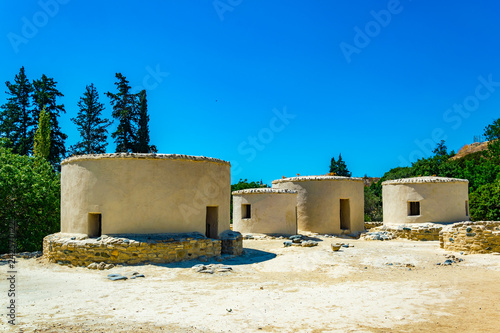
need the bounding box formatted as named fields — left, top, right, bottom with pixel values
left=61, top=153, right=230, bottom=166
left=232, top=188, right=298, bottom=195
left=382, top=176, right=468, bottom=186
left=272, top=175, right=363, bottom=184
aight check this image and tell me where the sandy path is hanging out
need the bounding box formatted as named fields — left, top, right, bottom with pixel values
left=1, top=237, right=500, bottom=332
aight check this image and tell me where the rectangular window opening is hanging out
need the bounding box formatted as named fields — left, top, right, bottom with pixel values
left=88, top=213, right=102, bottom=238
left=465, top=200, right=469, bottom=216
left=408, top=202, right=420, bottom=216
left=242, top=204, right=251, bottom=219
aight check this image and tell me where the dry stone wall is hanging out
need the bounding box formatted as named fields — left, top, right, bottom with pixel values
left=364, top=222, right=383, bottom=230
left=43, top=232, right=243, bottom=267
left=363, top=223, right=443, bottom=241
left=439, top=221, right=500, bottom=254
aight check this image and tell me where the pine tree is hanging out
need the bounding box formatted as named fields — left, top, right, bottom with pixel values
left=70, top=84, right=111, bottom=155
left=329, top=153, right=352, bottom=177
left=135, top=90, right=156, bottom=153
left=106, top=73, right=136, bottom=153
left=33, top=106, right=51, bottom=160
left=0, top=67, right=35, bottom=155
left=432, top=140, right=448, bottom=156
left=32, top=74, right=67, bottom=167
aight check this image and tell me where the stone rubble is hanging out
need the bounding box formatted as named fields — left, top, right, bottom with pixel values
left=440, top=221, right=500, bottom=254
left=192, top=264, right=233, bottom=274
left=362, top=223, right=443, bottom=241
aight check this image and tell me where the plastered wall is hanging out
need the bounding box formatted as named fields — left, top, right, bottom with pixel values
left=61, top=154, right=231, bottom=237
left=271, top=176, right=365, bottom=234
left=382, top=177, right=469, bottom=225
left=232, top=189, right=297, bottom=235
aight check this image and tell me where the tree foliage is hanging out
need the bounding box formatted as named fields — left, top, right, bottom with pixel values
left=32, top=74, right=67, bottom=167
left=469, top=180, right=500, bottom=221
left=329, top=153, right=352, bottom=177
left=33, top=106, right=51, bottom=160
left=0, top=145, right=60, bottom=253
left=364, top=186, right=382, bottom=222
left=135, top=90, right=156, bottom=153
left=0, top=67, right=35, bottom=155
left=70, top=83, right=111, bottom=155
left=106, top=73, right=137, bottom=153
left=484, top=118, right=500, bottom=158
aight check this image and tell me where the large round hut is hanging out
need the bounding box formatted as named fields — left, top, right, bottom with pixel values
left=60, top=153, right=231, bottom=238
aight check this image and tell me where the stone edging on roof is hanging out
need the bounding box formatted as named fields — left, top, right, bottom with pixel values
left=382, top=176, right=468, bottom=186
left=232, top=188, right=298, bottom=195
left=61, top=153, right=230, bottom=166
left=272, top=176, right=363, bottom=184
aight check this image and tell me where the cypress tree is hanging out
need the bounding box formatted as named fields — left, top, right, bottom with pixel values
left=106, top=73, right=136, bottom=153
left=33, top=106, right=51, bottom=160
left=32, top=74, right=67, bottom=167
left=135, top=89, right=156, bottom=153
left=0, top=67, right=35, bottom=155
left=70, top=84, right=111, bottom=155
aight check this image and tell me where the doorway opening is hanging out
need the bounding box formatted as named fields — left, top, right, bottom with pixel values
left=88, top=213, right=102, bottom=238
left=206, top=206, right=219, bottom=239
left=340, top=199, right=350, bottom=230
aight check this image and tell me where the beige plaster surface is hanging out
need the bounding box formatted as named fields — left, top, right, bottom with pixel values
left=61, top=154, right=231, bottom=237
left=232, top=189, right=297, bottom=235
left=271, top=176, right=364, bottom=234
left=383, top=177, right=469, bottom=225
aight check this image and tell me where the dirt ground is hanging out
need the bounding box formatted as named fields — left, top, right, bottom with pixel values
left=1, top=236, right=500, bottom=332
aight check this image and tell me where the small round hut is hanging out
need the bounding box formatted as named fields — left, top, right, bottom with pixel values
left=232, top=188, right=298, bottom=235
left=271, top=176, right=365, bottom=234
left=382, top=176, right=469, bottom=225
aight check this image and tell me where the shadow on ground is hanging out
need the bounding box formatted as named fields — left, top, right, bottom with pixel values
left=148, top=248, right=277, bottom=269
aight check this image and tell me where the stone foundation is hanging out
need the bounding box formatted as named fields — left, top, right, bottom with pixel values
left=439, top=221, right=500, bottom=254
left=364, top=222, right=383, bottom=230
left=363, top=223, right=444, bottom=241
left=43, top=232, right=243, bottom=267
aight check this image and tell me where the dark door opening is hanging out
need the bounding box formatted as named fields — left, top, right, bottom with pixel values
left=340, top=199, right=350, bottom=230
left=88, top=213, right=102, bottom=238
left=206, top=206, right=219, bottom=239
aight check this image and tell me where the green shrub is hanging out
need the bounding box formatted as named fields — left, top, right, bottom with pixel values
left=470, top=179, right=500, bottom=221
left=0, top=146, right=60, bottom=253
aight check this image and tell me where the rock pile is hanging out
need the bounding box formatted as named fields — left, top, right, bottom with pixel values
left=192, top=264, right=233, bottom=274
left=283, top=235, right=318, bottom=247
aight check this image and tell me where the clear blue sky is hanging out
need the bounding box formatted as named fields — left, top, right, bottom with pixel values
left=1, top=0, right=499, bottom=184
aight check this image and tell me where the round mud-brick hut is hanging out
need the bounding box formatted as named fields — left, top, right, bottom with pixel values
left=271, top=176, right=365, bottom=234
left=60, top=153, right=231, bottom=238
left=382, top=176, right=469, bottom=225
left=232, top=188, right=298, bottom=235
